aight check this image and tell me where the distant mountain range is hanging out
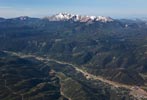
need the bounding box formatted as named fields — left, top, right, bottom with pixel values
left=0, top=13, right=147, bottom=23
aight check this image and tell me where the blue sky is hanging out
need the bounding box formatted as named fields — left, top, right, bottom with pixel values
left=0, top=0, right=147, bottom=18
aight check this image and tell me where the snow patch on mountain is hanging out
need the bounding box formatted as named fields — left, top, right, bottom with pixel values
left=45, top=13, right=114, bottom=23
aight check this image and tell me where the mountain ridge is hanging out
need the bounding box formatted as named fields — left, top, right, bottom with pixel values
left=0, top=13, right=147, bottom=24
left=44, top=13, right=114, bottom=23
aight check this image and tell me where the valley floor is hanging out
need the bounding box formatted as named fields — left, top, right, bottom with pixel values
left=4, top=50, right=147, bottom=100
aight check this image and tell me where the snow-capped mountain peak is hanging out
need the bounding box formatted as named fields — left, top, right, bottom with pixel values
left=45, top=13, right=113, bottom=23
left=96, top=16, right=113, bottom=22
left=90, top=16, right=97, bottom=20
left=46, top=13, right=74, bottom=21
left=55, top=13, right=72, bottom=20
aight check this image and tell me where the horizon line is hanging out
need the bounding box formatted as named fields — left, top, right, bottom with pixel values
left=0, top=12, right=147, bottom=20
